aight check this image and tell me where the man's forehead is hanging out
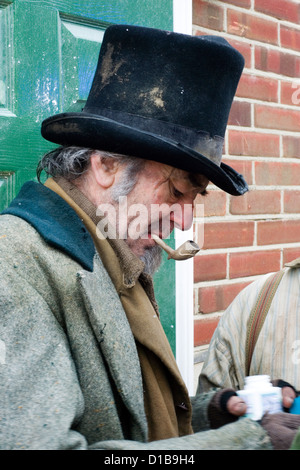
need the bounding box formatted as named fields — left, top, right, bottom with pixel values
left=143, top=160, right=209, bottom=192
left=189, top=173, right=209, bottom=189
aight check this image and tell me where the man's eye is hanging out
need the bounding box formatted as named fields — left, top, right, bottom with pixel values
left=172, top=187, right=183, bottom=198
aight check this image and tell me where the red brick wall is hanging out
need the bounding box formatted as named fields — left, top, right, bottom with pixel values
left=193, top=0, right=300, bottom=348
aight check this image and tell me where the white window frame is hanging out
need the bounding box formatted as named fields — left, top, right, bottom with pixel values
left=172, top=0, right=194, bottom=395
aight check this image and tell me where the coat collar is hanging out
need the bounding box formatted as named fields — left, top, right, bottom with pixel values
left=48, top=176, right=146, bottom=288
left=2, top=181, right=96, bottom=271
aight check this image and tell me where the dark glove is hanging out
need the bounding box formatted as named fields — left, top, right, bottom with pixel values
left=261, top=412, right=300, bottom=450
left=271, top=379, right=298, bottom=411
left=207, top=389, right=246, bottom=429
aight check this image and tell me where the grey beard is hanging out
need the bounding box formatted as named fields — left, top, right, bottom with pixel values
left=140, top=245, right=162, bottom=276
left=110, top=165, right=163, bottom=276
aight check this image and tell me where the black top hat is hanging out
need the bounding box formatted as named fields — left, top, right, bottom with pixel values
left=41, top=24, right=248, bottom=195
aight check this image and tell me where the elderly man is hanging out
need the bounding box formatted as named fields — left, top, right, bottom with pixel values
left=0, top=24, right=299, bottom=450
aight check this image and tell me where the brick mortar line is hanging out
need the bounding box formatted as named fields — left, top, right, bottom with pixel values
left=226, top=251, right=230, bottom=278
left=278, top=12, right=281, bottom=46
left=201, top=185, right=300, bottom=191
left=280, top=131, right=283, bottom=159
left=222, top=156, right=300, bottom=162
left=224, top=119, right=229, bottom=154
left=239, top=67, right=300, bottom=83
left=194, top=242, right=300, bottom=258
left=216, top=183, right=300, bottom=189
left=195, top=212, right=300, bottom=222
left=202, top=182, right=300, bottom=189
left=198, top=0, right=300, bottom=30
left=234, top=96, right=300, bottom=111
left=196, top=213, right=300, bottom=223
left=194, top=241, right=300, bottom=258
left=194, top=311, right=223, bottom=320
left=223, top=156, right=300, bottom=162
left=193, top=264, right=300, bottom=289
left=194, top=248, right=300, bottom=258
left=197, top=236, right=300, bottom=247
left=212, top=201, right=293, bottom=213
left=221, top=161, right=300, bottom=168
left=280, top=243, right=284, bottom=267
left=234, top=91, right=300, bottom=105
left=192, top=25, right=300, bottom=57
left=226, top=125, right=300, bottom=136
left=195, top=213, right=300, bottom=221
left=196, top=218, right=300, bottom=230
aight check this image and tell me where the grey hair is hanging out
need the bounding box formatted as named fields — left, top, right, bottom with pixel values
left=140, top=245, right=162, bottom=275
left=37, top=146, right=93, bottom=181
left=36, top=146, right=145, bottom=198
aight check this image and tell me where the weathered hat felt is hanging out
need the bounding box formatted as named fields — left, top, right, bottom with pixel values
left=41, top=24, right=248, bottom=195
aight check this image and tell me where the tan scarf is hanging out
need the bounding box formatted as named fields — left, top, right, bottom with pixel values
left=44, top=177, right=193, bottom=441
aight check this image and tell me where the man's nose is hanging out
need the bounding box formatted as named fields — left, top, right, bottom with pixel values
left=171, top=202, right=194, bottom=231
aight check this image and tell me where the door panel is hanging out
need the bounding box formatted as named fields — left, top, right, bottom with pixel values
left=28, top=0, right=173, bottom=29
left=0, top=2, right=106, bottom=193
left=0, top=2, right=62, bottom=194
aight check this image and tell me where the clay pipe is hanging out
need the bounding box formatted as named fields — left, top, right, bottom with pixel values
left=152, top=234, right=200, bottom=260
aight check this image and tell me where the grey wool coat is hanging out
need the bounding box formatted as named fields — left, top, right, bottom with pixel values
left=0, top=182, right=271, bottom=450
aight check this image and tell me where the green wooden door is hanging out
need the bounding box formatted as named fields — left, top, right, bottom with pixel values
left=0, top=0, right=174, bottom=207
left=0, top=0, right=177, bottom=353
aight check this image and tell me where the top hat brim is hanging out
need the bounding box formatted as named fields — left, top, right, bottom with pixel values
left=41, top=112, right=248, bottom=196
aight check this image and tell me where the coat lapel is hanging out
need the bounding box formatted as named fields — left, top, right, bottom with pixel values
left=77, top=254, right=148, bottom=441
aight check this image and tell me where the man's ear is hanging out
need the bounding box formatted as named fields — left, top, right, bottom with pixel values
left=90, top=153, right=119, bottom=189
